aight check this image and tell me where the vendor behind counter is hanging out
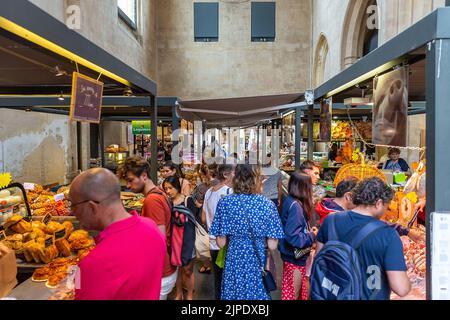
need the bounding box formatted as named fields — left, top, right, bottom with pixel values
left=381, top=148, right=410, bottom=173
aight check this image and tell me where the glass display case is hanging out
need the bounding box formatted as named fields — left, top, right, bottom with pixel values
left=0, top=184, right=30, bottom=225
left=103, top=152, right=128, bottom=171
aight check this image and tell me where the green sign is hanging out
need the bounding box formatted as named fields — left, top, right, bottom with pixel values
left=132, top=121, right=151, bottom=135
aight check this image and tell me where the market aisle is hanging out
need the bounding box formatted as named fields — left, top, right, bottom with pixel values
left=168, top=254, right=283, bottom=301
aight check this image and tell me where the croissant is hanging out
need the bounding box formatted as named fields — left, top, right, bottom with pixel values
left=45, top=221, right=63, bottom=235
left=32, top=221, right=47, bottom=231
left=11, top=220, right=32, bottom=234
left=31, top=242, right=45, bottom=263
left=55, top=239, right=71, bottom=257
left=32, top=267, right=51, bottom=282
left=23, top=241, right=35, bottom=262
left=61, top=221, right=74, bottom=237
left=70, top=238, right=94, bottom=251
left=68, top=230, right=89, bottom=243
left=39, top=244, right=58, bottom=264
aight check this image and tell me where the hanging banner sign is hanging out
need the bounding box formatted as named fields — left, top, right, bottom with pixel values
left=372, top=66, right=408, bottom=147
left=132, top=121, right=151, bottom=135
left=70, top=72, right=104, bottom=124
left=320, top=98, right=332, bottom=142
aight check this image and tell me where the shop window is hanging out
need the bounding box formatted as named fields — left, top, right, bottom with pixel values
left=251, top=2, right=276, bottom=42
left=194, top=2, right=219, bottom=42
left=118, top=0, right=138, bottom=31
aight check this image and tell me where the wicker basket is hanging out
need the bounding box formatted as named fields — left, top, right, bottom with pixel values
left=334, top=156, right=387, bottom=187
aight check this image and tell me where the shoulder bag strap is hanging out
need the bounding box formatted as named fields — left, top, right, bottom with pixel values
left=239, top=195, right=266, bottom=274
left=148, top=186, right=172, bottom=210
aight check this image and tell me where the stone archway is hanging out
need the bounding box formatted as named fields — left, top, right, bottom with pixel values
left=341, top=0, right=378, bottom=70
left=313, top=33, right=329, bottom=87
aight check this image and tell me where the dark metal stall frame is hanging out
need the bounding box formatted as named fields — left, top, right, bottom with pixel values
left=313, top=7, right=450, bottom=299
left=0, top=0, right=159, bottom=182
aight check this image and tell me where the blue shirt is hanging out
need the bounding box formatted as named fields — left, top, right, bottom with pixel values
left=317, top=211, right=407, bottom=300
left=384, top=158, right=410, bottom=172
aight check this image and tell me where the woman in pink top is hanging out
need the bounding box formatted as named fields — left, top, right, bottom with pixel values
left=69, top=168, right=166, bottom=300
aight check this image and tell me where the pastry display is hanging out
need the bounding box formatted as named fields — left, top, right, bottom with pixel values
left=32, top=249, right=94, bottom=296
left=26, top=184, right=71, bottom=217
left=1, top=215, right=94, bottom=265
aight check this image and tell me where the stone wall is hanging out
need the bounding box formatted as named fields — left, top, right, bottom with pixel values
left=0, top=0, right=156, bottom=184
left=312, top=0, right=446, bottom=85
left=156, top=0, right=312, bottom=100
left=0, top=109, right=77, bottom=185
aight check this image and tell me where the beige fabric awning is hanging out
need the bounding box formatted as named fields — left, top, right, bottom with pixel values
left=177, top=93, right=305, bottom=127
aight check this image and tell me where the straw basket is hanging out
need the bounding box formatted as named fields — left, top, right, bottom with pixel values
left=334, top=155, right=387, bottom=187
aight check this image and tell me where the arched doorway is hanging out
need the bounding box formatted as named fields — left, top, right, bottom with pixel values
left=341, top=0, right=379, bottom=70
left=313, top=34, right=330, bottom=87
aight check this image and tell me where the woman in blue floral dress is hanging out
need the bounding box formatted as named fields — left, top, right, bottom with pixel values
left=210, top=164, right=284, bottom=300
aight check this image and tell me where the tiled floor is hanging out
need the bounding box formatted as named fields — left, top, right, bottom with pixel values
left=169, top=250, right=284, bottom=301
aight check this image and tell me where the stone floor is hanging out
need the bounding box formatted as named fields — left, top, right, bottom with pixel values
left=168, top=249, right=284, bottom=301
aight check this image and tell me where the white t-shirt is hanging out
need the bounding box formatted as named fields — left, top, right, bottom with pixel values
left=204, top=185, right=233, bottom=250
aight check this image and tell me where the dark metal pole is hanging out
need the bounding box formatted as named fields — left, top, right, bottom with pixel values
left=76, top=122, right=82, bottom=171
left=257, top=125, right=260, bottom=164
left=99, top=121, right=105, bottom=168
left=202, top=120, right=206, bottom=153
left=280, top=119, right=283, bottom=151
left=425, top=39, right=450, bottom=300
left=172, top=104, right=180, bottom=148
left=161, top=123, right=164, bottom=147
left=150, top=96, right=158, bottom=183
left=307, top=104, right=314, bottom=161
left=141, top=134, right=144, bottom=157
left=295, top=106, right=302, bottom=171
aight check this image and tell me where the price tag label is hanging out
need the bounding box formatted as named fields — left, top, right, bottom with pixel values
left=0, top=230, right=6, bottom=241
left=41, top=213, right=52, bottom=225
left=23, top=183, right=35, bottom=191
left=54, top=193, right=65, bottom=202
left=54, top=228, right=66, bottom=240
left=45, top=236, right=54, bottom=248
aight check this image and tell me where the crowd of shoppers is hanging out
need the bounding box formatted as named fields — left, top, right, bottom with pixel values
left=71, top=156, right=413, bottom=301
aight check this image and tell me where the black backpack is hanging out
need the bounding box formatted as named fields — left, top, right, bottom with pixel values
left=169, top=197, right=196, bottom=267
left=310, top=213, right=388, bottom=300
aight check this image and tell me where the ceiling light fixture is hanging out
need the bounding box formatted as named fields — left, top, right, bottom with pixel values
left=58, top=92, right=65, bottom=101
left=54, top=66, right=67, bottom=77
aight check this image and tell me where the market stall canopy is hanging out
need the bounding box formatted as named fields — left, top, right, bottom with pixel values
left=0, top=0, right=156, bottom=96
left=178, top=93, right=305, bottom=128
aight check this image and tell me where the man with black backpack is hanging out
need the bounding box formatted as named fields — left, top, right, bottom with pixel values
left=310, top=177, right=411, bottom=300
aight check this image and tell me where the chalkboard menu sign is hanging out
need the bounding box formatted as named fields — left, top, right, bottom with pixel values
left=70, top=72, right=104, bottom=123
